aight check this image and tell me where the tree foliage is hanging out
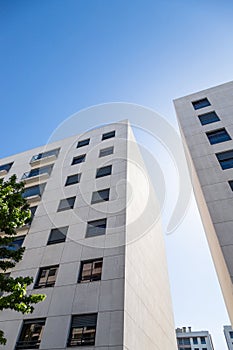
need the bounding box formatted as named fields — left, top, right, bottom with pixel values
left=0, top=175, right=45, bottom=345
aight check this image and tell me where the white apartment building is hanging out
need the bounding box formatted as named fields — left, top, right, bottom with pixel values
left=174, top=81, right=233, bottom=325
left=0, top=120, right=177, bottom=350
left=224, top=325, right=233, bottom=350
left=176, top=327, right=214, bottom=350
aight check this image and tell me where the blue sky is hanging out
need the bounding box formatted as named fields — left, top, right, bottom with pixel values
left=1, top=0, right=233, bottom=348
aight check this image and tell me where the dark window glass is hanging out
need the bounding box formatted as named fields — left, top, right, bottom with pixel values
left=31, top=148, right=60, bottom=162
left=192, top=98, right=210, bottom=110
left=206, top=128, right=231, bottom=145
left=22, top=184, right=46, bottom=199
left=192, top=337, right=198, bottom=344
left=216, top=150, right=233, bottom=170
left=229, top=331, right=233, bottom=338
left=34, top=265, right=58, bottom=289
left=200, top=337, right=206, bottom=344
left=25, top=206, right=37, bottom=225
left=0, top=162, right=13, bottom=173
left=65, top=174, right=81, bottom=186
left=57, top=197, right=76, bottom=211
left=178, top=338, right=190, bottom=345
left=67, top=314, right=97, bottom=347
left=8, top=235, right=25, bottom=251
left=22, top=165, right=53, bottom=179
left=198, top=111, right=220, bottom=125
left=99, top=146, right=114, bottom=157
left=77, top=139, right=90, bottom=148
left=72, top=155, right=86, bottom=165
left=47, top=226, right=68, bottom=245
left=86, top=219, right=107, bottom=237
left=78, top=258, right=103, bottom=283
left=91, top=189, right=110, bottom=204
left=96, top=165, right=112, bottom=178
left=102, top=130, right=115, bottom=140
left=15, top=318, right=46, bottom=349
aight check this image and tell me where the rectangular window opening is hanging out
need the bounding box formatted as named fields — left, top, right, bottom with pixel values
left=77, top=139, right=90, bottom=148
left=65, top=174, right=81, bottom=186
left=192, top=98, right=210, bottom=110
left=216, top=150, right=233, bottom=170
left=78, top=258, right=103, bottom=283
left=34, top=265, right=59, bottom=289
left=198, top=111, right=220, bottom=125
left=206, top=128, right=231, bottom=145
left=67, top=314, right=97, bottom=347
left=47, top=226, right=68, bottom=245
left=57, top=197, right=76, bottom=212
left=72, top=155, right=86, bottom=165
left=91, top=189, right=110, bottom=204
left=99, top=146, right=114, bottom=157
left=102, top=130, right=115, bottom=140
left=96, top=165, right=112, bottom=178
left=86, top=219, right=107, bottom=237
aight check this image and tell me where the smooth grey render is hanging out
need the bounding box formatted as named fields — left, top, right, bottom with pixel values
left=0, top=120, right=177, bottom=350
left=174, top=81, right=233, bottom=326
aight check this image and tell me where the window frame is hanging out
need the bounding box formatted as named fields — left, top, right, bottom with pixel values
left=67, top=313, right=97, bottom=347
left=91, top=188, right=110, bottom=204
left=65, top=173, right=81, bottom=186
left=57, top=197, right=76, bottom=212
left=0, top=162, right=13, bottom=173
left=77, top=138, right=90, bottom=148
left=102, top=130, right=115, bottom=140
left=78, top=258, right=103, bottom=283
left=99, top=146, right=114, bottom=158
left=47, top=226, right=68, bottom=245
left=34, top=265, right=59, bottom=289
left=86, top=218, right=107, bottom=237
left=71, top=154, right=86, bottom=165
left=192, top=98, right=211, bottom=110
left=22, top=183, right=46, bottom=199
left=198, top=111, right=220, bottom=125
left=206, top=128, right=231, bottom=145
left=96, top=165, right=112, bottom=178
left=216, top=150, right=233, bottom=170
left=15, top=318, right=46, bottom=350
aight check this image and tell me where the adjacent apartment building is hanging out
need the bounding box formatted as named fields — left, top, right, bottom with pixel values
left=0, top=120, right=177, bottom=350
left=176, top=327, right=214, bottom=350
left=174, top=81, right=233, bottom=325
left=224, top=325, right=233, bottom=349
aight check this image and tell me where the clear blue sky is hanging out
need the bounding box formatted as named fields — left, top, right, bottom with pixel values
left=1, top=0, right=233, bottom=348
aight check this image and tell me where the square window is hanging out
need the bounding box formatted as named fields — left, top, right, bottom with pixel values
left=198, top=111, right=220, bottom=125
left=216, top=150, right=233, bottom=170
left=47, top=226, right=68, bottom=245
left=200, top=336, right=206, bottom=344
left=72, top=154, right=86, bottom=165
left=78, top=258, right=103, bottom=283
left=34, top=265, right=59, bottom=288
left=77, top=138, right=90, bottom=148
left=96, top=165, right=112, bottom=178
left=192, top=98, right=210, bottom=110
left=206, top=128, right=231, bottom=145
left=86, top=219, right=107, bottom=237
left=91, top=189, right=110, bottom=204
left=67, top=314, right=97, bottom=347
left=15, top=318, right=46, bottom=349
left=99, top=146, right=114, bottom=157
left=102, top=130, right=115, bottom=140
left=57, top=197, right=76, bottom=211
left=65, top=174, right=81, bottom=186
left=22, top=184, right=46, bottom=199
left=0, top=162, right=13, bottom=173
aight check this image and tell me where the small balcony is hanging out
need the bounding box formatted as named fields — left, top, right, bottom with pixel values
left=30, top=148, right=60, bottom=167
left=22, top=165, right=53, bottom=185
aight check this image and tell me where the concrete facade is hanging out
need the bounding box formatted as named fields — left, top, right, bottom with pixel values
left=174, top=81, right=233, bottom=325
left=224, top=325, right=233, bottom=350
left=0, top=120, right=177, bottom=350
left=176, top=327, right=214, bottom=350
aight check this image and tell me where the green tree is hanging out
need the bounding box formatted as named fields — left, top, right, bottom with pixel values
left=0, top=175, right=45, bottom=345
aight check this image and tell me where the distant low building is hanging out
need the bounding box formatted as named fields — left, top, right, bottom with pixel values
left=224, top=325, right=233, bottom=349
left=176, top=327, right=215, bottom=350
